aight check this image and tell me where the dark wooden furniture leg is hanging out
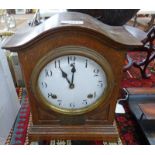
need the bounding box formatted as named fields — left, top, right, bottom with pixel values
left=133, top=49, right=155, bottom=78
left=133, top=26, right=155, bottom=78
left=145, top=14, right=155, bottom=32
left=124, top=25, right=155, bottom=79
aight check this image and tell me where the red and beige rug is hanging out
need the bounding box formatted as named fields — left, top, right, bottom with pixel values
left=5, top=51, right=155, bottom=145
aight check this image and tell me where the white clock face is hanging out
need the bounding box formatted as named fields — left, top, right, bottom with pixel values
left=38, top=55, right=107, bottom=111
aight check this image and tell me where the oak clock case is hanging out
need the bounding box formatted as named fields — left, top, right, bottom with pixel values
left=31, top=46, right=114, bottom=115
left=2, top=12, right=142, bottom=142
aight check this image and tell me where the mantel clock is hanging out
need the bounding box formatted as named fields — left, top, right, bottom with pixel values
left=2, top=12, right=142, bottom=142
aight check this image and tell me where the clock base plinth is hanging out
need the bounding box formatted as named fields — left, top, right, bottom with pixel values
left=28, top=123, right=118, bottom=143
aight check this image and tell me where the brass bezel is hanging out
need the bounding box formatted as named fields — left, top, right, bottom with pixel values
left=31, top=46, right=114, bottom=115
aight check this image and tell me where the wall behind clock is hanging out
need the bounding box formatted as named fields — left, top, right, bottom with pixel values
left=0, top=41, right=20, bottom=144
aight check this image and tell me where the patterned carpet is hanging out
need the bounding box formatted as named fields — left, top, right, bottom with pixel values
left=5, top=51, right=155, bottom=145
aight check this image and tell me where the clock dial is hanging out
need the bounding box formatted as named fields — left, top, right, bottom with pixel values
left=38, top=55, right=107, bottom=111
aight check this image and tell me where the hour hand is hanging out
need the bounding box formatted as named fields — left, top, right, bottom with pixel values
left=59, top=66, right=71, bottom=85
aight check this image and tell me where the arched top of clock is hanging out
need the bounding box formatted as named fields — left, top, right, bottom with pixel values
left=2, top=12, right=142, bottom=51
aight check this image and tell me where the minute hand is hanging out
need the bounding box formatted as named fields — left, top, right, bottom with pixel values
left=70, top=64, right=76, bottom=86
left=59, top=67, right=71, bottom=85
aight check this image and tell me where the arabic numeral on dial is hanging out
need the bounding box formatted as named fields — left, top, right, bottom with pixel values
left=85, top=59, right=88, bottom=68
left=82, top=100, right=88, bottom=105
left=97, top=81, right=103, bottom=87
left=93, top=69, right=99, bottom=76
left=45, top=69, right=52, bottom=77
left=57, top=100, right=62, bottom=106
left=69, top=103, right=75, bottom=108
left=48, top=93, right=57, bottom=99
left=41, top=82, right=47, bottom=88
left=54, top=60, right=60, bottom=68
left=68, top=56, right=76, bottom=64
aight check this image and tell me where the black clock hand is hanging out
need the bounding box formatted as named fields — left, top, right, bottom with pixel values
left=70, top=63, right=76, bottom=89
left=59, top=66, right=71, bottom=85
